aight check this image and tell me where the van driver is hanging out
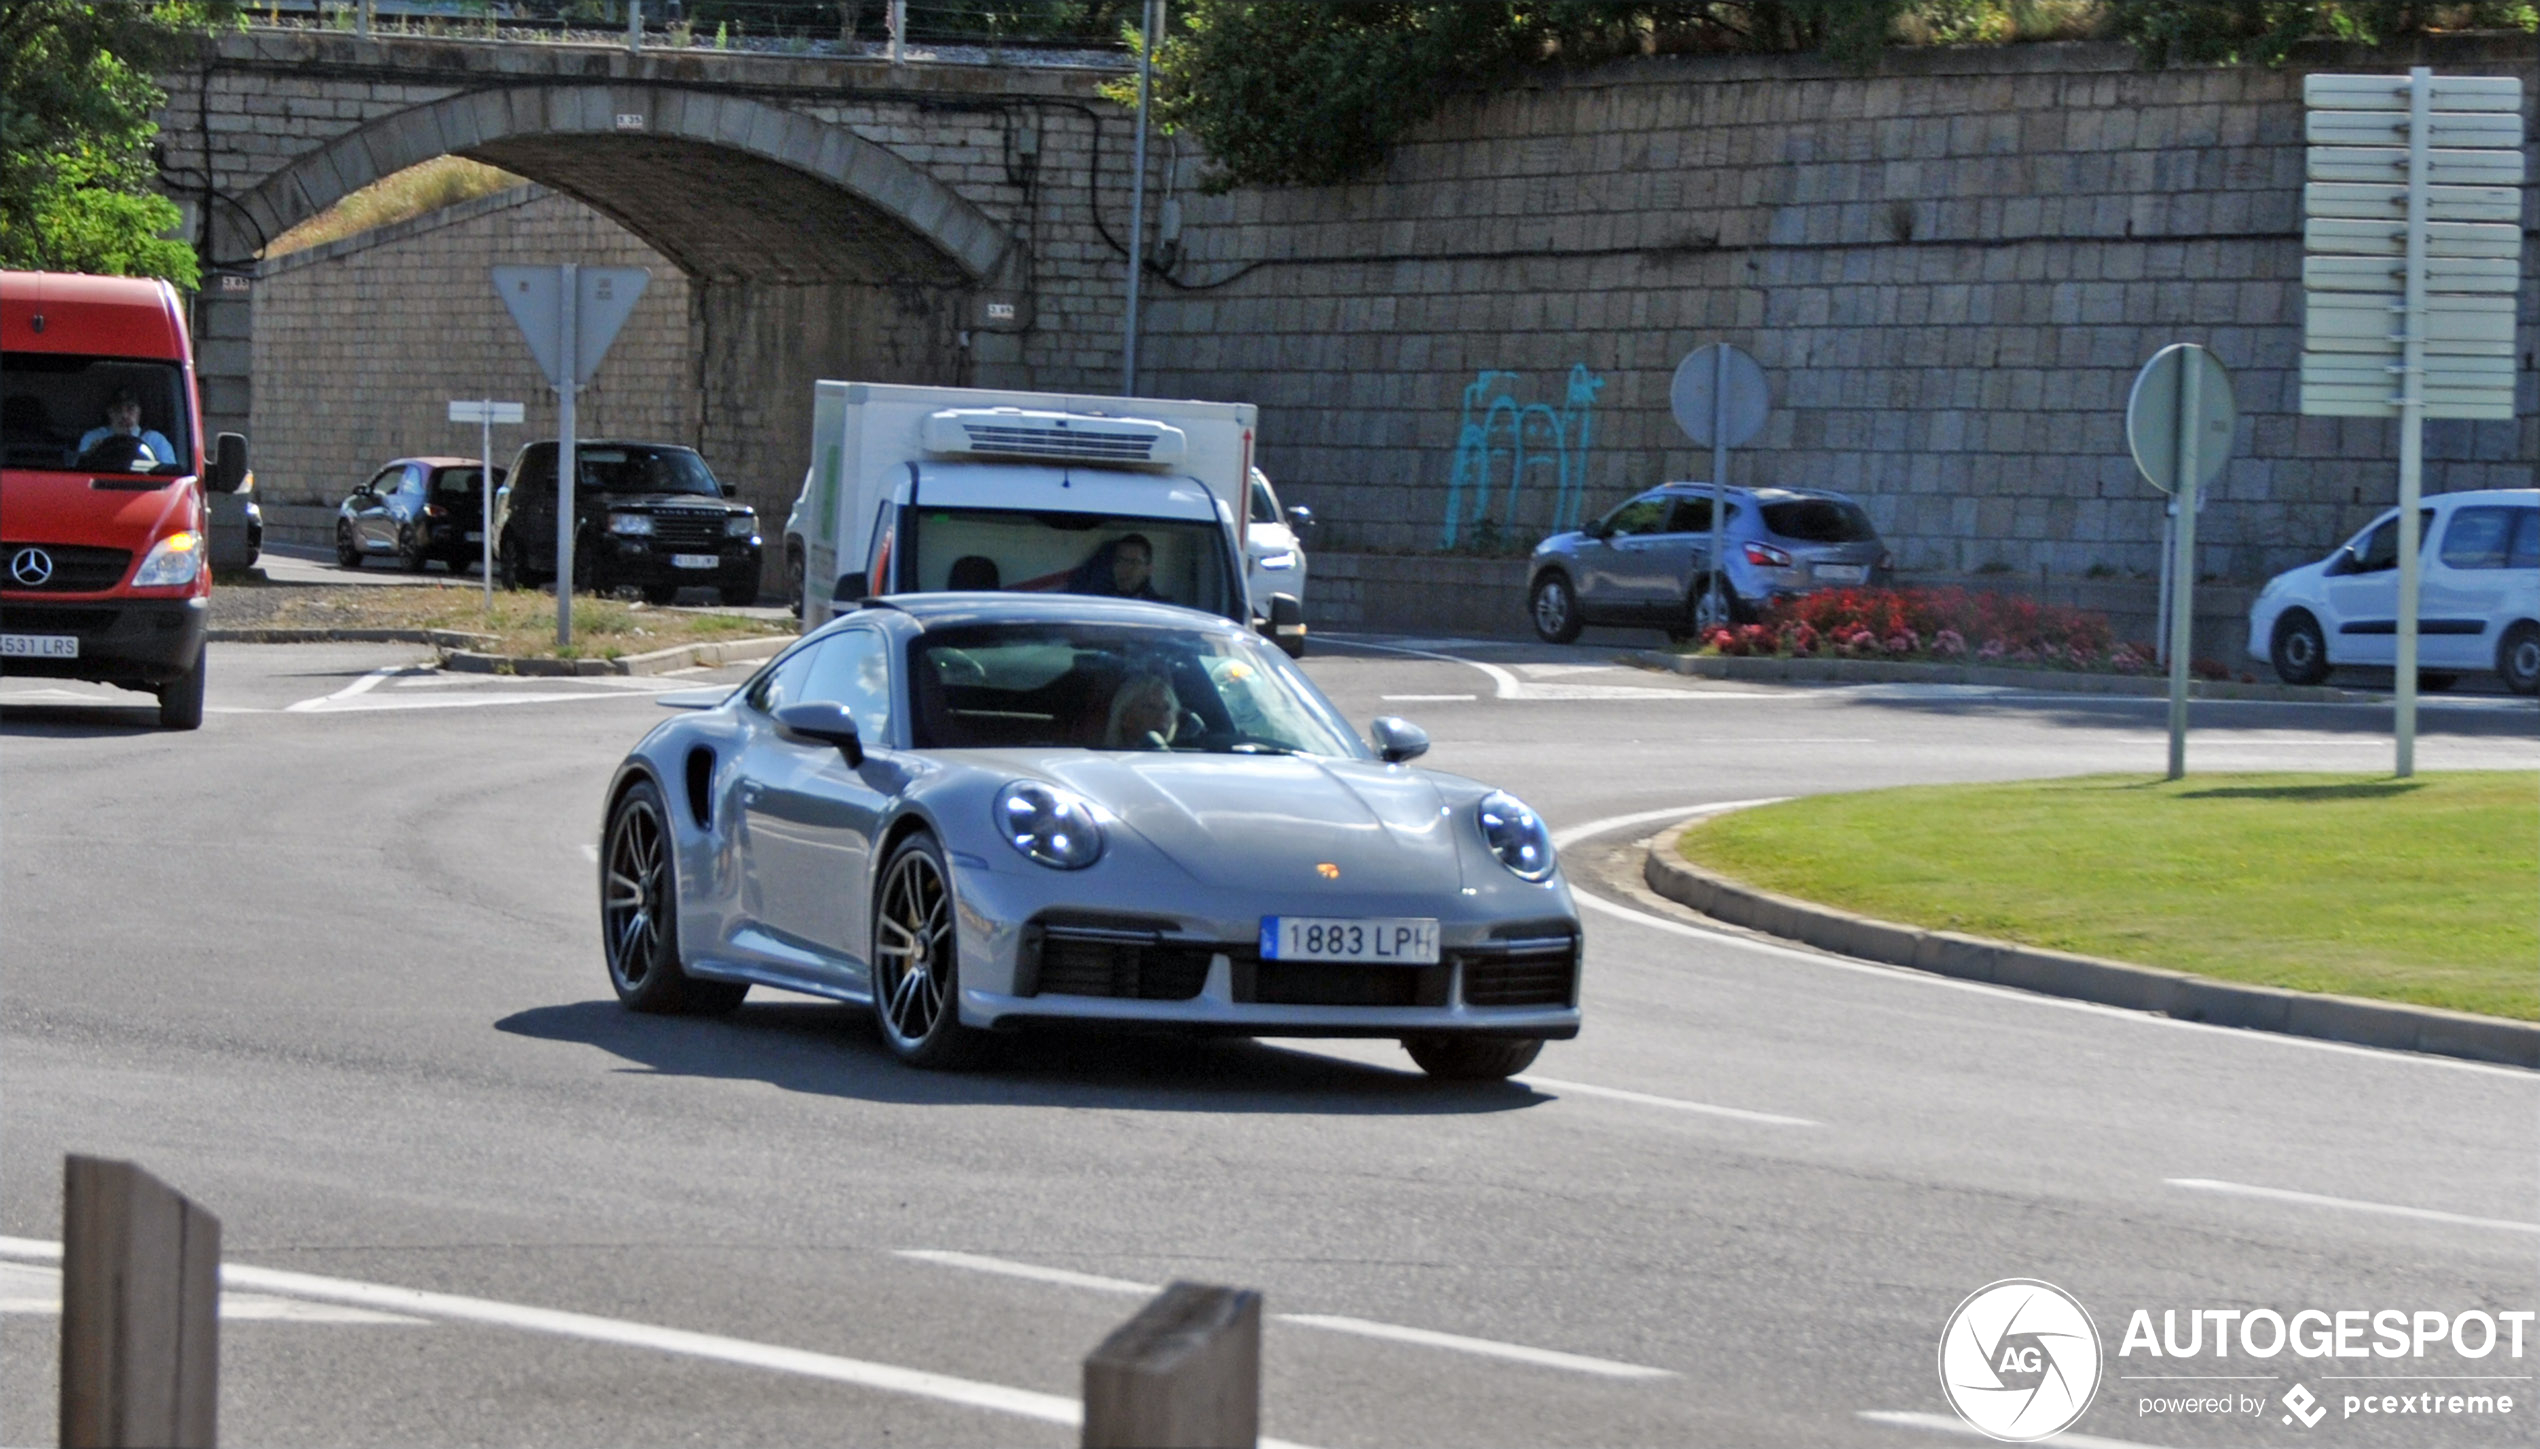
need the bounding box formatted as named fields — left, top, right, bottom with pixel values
left=77, top=389, right=176, bottom=470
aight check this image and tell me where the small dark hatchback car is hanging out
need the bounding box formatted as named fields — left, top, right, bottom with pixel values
left=493, top=441, right=762, bottom=605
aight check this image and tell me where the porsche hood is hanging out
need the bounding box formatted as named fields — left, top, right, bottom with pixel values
left=1021, top=753, right=1471, bottom=893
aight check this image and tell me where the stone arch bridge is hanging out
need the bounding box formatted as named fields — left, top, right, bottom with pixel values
left=157, top=29, right=1146, bottom=521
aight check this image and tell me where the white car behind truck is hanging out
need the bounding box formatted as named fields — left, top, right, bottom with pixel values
left=792, top=382, right=1304, bottom=645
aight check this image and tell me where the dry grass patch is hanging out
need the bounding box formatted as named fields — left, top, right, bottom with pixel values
left=268, top=156, right=526, bottom=256
left=221, top=580, right=784, bottom=660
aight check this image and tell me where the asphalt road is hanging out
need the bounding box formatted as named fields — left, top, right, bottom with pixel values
left=2, top=636, right=2534, bottom=1447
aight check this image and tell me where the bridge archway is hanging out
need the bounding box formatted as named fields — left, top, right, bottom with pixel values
left=220, top=85, right=1021, bottom=558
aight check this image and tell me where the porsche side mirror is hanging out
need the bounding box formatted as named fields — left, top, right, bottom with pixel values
left=774, top=700, right=865, bottom=767
left=1369, top=715, right=1429, bottom=764
left=207, top=433, right=248, bottom=494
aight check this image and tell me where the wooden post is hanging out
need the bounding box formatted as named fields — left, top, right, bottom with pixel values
left=61, top=1156, right=220, bottom=1449
left=1082, top=1282, right=1260, bottom=1449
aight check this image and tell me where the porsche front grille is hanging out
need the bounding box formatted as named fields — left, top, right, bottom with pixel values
left=1025, top=923, right=1210, bottom=1001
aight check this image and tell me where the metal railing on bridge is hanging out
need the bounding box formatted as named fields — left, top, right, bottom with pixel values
left=239, top=0, right=1135, bottom=64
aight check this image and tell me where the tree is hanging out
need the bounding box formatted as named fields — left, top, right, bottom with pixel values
left=0, top=1, right=226, bottom=285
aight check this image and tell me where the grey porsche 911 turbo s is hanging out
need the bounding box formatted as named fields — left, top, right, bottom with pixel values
left=597, top=593, right=1581, bottom=1078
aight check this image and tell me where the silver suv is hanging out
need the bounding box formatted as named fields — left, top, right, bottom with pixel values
left=1527, top=483, right=1890, bottom=643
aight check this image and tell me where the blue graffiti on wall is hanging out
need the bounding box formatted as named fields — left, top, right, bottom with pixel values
left=1441, top=364, right=1605, bottom=549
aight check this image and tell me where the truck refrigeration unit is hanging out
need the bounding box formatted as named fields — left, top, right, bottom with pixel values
left=793, top=382, right=1302, bottom=650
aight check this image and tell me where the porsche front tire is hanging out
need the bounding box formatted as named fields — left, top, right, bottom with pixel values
left=601, top=779, right=747, bottom=1015
left=870, top=832, right=989, bottom=1069
left=1402, top=1034, right=1543, bottom=1081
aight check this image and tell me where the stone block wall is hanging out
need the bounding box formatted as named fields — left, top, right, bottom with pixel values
left=1137, top=38, right=2540, bottom=584
left=251, top=186, right=697, bottom=506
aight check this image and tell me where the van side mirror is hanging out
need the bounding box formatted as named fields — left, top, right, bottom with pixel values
left=207, top=433, right=248, bottom=494
left=1369, top=715, right=1429, bottom=764
left=2324, top=545, right=2358, bottom=576
left=1265, top=592, right=1304, bottom=644
left=1286, top=504, right=1314, bottom=532
left=774, top=700, right=864, bottom=767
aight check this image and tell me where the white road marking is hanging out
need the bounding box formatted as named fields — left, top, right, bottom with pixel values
left=1552, top=807, right=2539, bottom=1080
left=581, top=842, right=601, bottom=863
left=285, top=665, right=406, bottom=711
left=1380, top=693, right=1478, bottom=702
left=1515, top=1075, right=1819, bottom=1127
left=1333, top=637, right=1773, bottom=701
left=0, top=1236, right=1323, bottom=1443
left=0, top=1261, right=423, bottom=1323
left=895, top=1250, right=1151, bottom=1296
left=1860, top=1409, right=2174, bottom=1447
left=896, top=1250, right=1673, bottom=1380
left=2166, top=1178, right=2540, bottom=1235
left=1278, top=1314, right=1673, bottom=1380
left=290, top=688, right=668, bottom=714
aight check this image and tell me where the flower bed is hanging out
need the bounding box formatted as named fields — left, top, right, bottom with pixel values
left=1694, top=586, right=2200, bottom=675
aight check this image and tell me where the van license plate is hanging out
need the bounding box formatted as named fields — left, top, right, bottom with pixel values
left=0, top=634, right=79, bottom=659
left=671, top=554, right=719, bottom=570
left=1812, top=563, right=1868, bottom=584
left=1260, top=916, right=1440, bottom=964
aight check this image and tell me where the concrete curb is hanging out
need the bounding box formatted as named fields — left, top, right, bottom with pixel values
left=1627, top=649, right=2382, bottom=704
left=1642, top=823, right=2539, bottom=1069
left=438, top=634, right=793, bottom=677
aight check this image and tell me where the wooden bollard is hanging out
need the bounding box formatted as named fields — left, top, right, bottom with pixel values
left=61, top=1156, right=220, bottom=1448
left=1082, top=1282, right=1261, bottom=1449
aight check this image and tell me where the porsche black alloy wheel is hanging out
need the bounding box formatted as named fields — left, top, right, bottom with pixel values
left=870, top=833, right=987, bottom=1068
left=601, top=780, right=746, bottom=1014
left=1402, top=1034, right=1544, bottom=1081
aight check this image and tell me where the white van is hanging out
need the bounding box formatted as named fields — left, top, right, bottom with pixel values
left=2249, top=488, right=2540, bottom=693
left=793, top=382, right=1301, bottom=644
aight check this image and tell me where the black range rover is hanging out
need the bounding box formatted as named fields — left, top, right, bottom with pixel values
left=493, top=441, right=762, bottom=605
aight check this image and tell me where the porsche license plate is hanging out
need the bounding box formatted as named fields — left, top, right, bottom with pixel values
left=1812, top=562, right=1868, bottom=584
left=0, top=634, right=78, bottom=659
left=1260, top=916, right=1440, bottom=965
left=671, top=553, right=719, bottom=570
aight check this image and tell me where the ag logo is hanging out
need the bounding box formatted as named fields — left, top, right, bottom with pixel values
left=1938, top=1279, right=2102, bottom=1442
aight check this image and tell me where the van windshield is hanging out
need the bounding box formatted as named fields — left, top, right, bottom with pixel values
left=905, top=509, right=1235, bottom=619
left=1, top=354, right=193, bottom=475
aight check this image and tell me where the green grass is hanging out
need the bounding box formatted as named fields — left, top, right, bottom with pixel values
left=1678, top=773, right=2540, bottom=1020
left=267, top=156, right=525, bottom=257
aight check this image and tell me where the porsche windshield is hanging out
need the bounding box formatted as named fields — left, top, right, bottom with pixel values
left=909, top=623, right=1365, bottom=757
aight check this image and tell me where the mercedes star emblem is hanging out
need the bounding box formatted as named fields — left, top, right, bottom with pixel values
left=9, top=547, right=55, bottom=588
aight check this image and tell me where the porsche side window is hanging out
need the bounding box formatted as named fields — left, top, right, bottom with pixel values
left=797, top=628, right=892, bottom=740
left=743, top=645, right=818, bottom=714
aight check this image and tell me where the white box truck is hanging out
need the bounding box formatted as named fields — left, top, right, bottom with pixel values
left=795, top=382, right=1303, bottom=650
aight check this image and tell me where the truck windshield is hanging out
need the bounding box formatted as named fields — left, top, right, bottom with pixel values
left=908, top=623, right=1364, bottom=756
left=1, top=354, right=193, bottom=475
left=907, top=509, right=1234, bottom=619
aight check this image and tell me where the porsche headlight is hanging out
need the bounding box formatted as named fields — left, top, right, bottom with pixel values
left=996, top=781, right=1104, bottom=870
left=1476, top=790, right=1554, bottom=882
left=131, top=531, right=203, bottom=587
left=608, top=512, right=655, bottom=536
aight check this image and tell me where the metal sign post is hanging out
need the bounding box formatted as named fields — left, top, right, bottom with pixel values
left=493, top=263, right=650, bottom=648
left=2299, top=69, right=2524, bottom=777
left=2127, top=344, right=2236, bottom=781
left=447, top=399, right=524, bottom=609
left=1669, top=344, right=1770, bottom=633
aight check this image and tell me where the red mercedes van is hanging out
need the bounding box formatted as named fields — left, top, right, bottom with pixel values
left=1, top=272, right=246, bottom=729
